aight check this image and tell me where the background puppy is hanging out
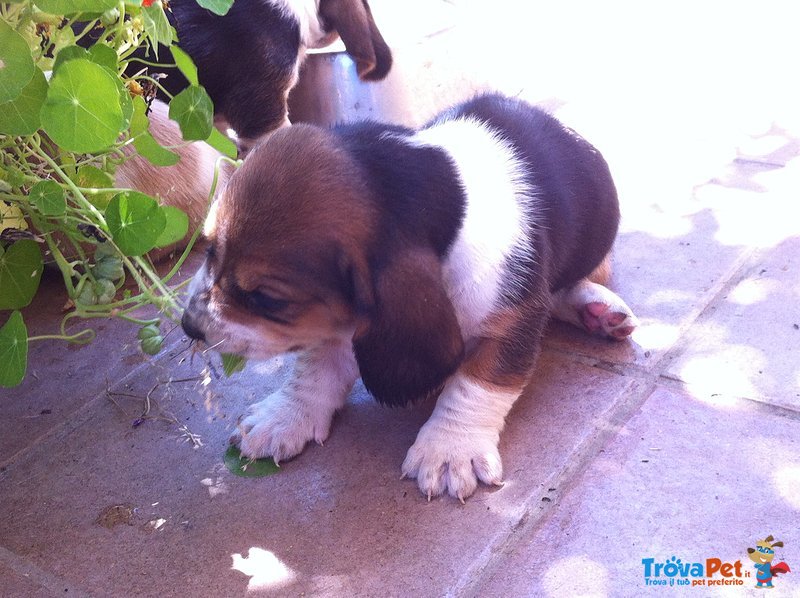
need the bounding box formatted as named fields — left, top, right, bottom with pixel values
left=134, top=0, right=392, bottom=151
left=181, top=93, right=639, bottom=501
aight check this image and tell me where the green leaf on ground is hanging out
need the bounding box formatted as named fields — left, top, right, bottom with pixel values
left=154, top=205, right=189, bottom=247
left=0, top=311, right=27, bottom=388
left=169, top=85, right=213, bottom=141
left=221, top=353, right=246, bottom=376
left=29, top=179, right=66, bottom=216
left=224, top=445, right=280, bottom=478
left=0, top=239, right=43, bottom=310
left=105, top=191, right=166, bottom=256
left=0, top=67, right=48, bottom=136
left=40, top=59, right=124, bottom=153
left=0, top=19, right=35, bottom=103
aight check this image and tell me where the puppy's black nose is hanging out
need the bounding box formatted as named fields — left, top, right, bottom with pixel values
left=181, top=311, right=206, bottom=342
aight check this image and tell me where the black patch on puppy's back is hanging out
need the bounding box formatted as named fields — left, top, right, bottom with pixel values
left=334, top=121, right=467, bottom=261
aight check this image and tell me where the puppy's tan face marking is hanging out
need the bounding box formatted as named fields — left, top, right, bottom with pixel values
left=183, top=125, right=374, bottom=360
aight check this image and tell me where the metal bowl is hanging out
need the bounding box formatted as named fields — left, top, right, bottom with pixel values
left=287, top=50, right=414, bottom=127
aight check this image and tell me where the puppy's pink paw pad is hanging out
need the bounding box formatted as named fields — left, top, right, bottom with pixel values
left=580, top=301, right=638, bottom=341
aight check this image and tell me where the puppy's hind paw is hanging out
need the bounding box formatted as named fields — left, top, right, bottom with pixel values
left=581, top=300, right=639, bottom=341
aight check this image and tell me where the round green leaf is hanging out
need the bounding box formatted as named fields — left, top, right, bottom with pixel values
left=29, top=179, right=66, bottom=216
left=169, top=86, right=214, bottom=141
left=105, top=191, right=166, bottom=256
left=196, top=0, right=234, bottom=16
left=131, top=96, right=179, bottom=166
left=88, top=43, right=118, bottom=71
left=170, top=46, right=199, bottom=87
left=0, top=239, right=44, bottom=310
left=154, top=206, right=189, bottom=248
left=0, top=311, right=28, bottom=388
left=40, top=59, right=124, bottom=154
left=34, top=0, right=117, bottom=14
left=0, top=19, right=35, bottom=103
left=73, top=164, right=115, bottom=209
left=52, top=45, right=89, bottom=73
left=0, top=67, right=48, bottom=136
left=223, top=445, right=280, bottom=478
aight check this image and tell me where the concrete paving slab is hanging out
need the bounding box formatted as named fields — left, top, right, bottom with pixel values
left=467, top=385, right=800, bottom=597
left=664, top=237, right=800, bottom=410
left=0, top=350, right=636, bottom=597
left=0, top=253, right=205, bottom=466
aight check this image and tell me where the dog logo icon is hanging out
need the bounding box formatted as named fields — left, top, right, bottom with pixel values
left=747, top=535, right=791, bottom=588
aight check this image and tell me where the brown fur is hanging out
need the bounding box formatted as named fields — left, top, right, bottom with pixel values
left=116, top=100, right=232, bottom=261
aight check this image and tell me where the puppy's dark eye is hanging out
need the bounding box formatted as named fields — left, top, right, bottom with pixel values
left=248, top=291, right=290, bottom=314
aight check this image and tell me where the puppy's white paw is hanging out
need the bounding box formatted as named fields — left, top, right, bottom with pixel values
left=580, top=298, right=638, bottom=341
left=231, top=393, right=332, bottom=464
left=554, top=280, right=639, bottom=341
left=401, top=424, right=503, bottom=502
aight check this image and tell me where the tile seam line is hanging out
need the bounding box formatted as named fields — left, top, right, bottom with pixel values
left=448, top=376, right=660, bottom=598
left=0, top=335, right=189, bottom=472
left=450, top=245, right=773, bottom=595
left=0, top=545, right=96, bottom=597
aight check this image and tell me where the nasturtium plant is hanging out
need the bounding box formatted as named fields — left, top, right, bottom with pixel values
left=0, top=240, right=43, bottom=310
left=0, top=311, right=27, bottom=387
left=169, top=85, right=214, bottom=141
left=106, top=191, right=167, bottom=256
left=0, top=0, right=242, bottom=387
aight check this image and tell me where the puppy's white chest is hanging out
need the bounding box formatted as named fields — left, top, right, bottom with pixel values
left=411, top=119, right=533, bottom=340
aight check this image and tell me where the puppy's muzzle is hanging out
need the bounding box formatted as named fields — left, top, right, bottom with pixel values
left=181, top=309, right=206, bottom=342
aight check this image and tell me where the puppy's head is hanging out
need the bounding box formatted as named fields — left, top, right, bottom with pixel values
left=182, top=124, right=463, bottom=404
left=182, top=124, right=371, bottom=359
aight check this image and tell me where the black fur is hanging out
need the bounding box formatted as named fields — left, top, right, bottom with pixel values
left=334, top=121, right=468, bottom=406
left=438, top=94, right=620, bottom=293
left=343, top=95, right=620, bottom=405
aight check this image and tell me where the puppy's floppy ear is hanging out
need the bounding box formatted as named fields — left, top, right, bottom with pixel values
left=320, top=0, right=392, bottom=80
left=352, top=248, right=464, bottom=406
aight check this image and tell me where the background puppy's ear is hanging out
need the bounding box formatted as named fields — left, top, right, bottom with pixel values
left=320, top=0, right=392, bottom=80
left=352, top=249, right=464, bottom=406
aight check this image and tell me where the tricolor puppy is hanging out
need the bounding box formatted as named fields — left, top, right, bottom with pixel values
left=182, top=93, right=638, bottom=501
left=149, top=0, right=392, bottom=151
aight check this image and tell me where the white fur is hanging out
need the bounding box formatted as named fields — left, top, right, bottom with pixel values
left=401, top=373, right=518, bottom=501
left=551, top=279, right=639, bottom=337
left=265, top=0, right=329, bottom=48
left=410, top=118, right=535, bottom=339
left=236, top=338, right=359, bottom=462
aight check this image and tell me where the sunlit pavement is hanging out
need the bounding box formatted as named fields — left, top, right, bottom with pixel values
left=2, top=2, right=799, bottom=596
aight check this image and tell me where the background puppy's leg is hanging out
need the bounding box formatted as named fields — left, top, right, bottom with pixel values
left=551, top=255, right=639, bottom=340
left=232, top=338, right=359, bottom=463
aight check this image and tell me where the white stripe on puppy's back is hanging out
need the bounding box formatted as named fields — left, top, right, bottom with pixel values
left=411, top=118, right=534, bottom=340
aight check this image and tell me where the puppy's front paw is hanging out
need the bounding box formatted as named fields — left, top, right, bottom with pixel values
left=231, top=393, right=332, bottom=464
left=401, top=424, right=503, bottom=502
